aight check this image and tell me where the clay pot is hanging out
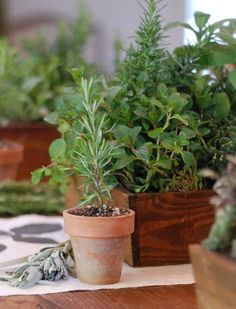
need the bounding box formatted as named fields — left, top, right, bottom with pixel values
left=0, top=141, right=24, bottom=181
left=190, top=244, right=236, bottom=309
left=63, top=208, right=135, bottom=285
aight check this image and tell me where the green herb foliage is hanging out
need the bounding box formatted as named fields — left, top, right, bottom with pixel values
left=33, top=1, right=236, bottom=196
left=104, top=2, right=236, bottom=193
left=0, top=39, right=35, bottom=123
left=0, top=4, right=95, bottom=123
left=118, top=0, right=166, bottom=96
left=104, top=1, right=203, bottom=192
left=166, top=11, right=236, bottom=172
left=32, top=74, right=119, bottom=208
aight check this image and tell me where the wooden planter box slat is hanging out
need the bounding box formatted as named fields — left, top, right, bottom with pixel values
left=190, top=244, right=236, bottom=309
left=0, top=122, right=59, bottom=180
left=111, top=188, right=214, bottom=266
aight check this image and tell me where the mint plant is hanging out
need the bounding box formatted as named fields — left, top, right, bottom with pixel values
left=166, top=11, right=236, bottom=118
left=166, top=11, right=236, bottom=172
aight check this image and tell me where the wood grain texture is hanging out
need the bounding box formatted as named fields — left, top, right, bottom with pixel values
left=190, top=244, right=236, bottom=309
left=0, top=285, right=197, bottom=309
left=0, top=122, right=59, bottom=180
left=111, top=188, right=214, bottom=266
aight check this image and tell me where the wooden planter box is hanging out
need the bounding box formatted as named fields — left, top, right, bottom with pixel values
left=190, top=244, right=236, bottom=309
left=111, top=188, right=214, bottom=267
left=0, top=122, right=59, bottom=180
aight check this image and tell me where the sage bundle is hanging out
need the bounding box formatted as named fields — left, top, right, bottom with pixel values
left=0, top=240, right=75, bottom=289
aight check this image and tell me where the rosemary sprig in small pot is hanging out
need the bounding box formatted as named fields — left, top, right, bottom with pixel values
left=32, top=76, right=135, bottom=285
left=62, top=77, right=135, bottom=285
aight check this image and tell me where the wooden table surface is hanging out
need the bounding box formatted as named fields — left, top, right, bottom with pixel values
left=0, top=284, right=197, bottom=309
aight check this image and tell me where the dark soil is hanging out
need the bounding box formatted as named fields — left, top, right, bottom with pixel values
left=69, top=205, right=130, bottom=217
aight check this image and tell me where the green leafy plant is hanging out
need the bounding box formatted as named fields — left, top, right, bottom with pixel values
left=69, top=78, right=119, bottom=207
left=102, top=1, right=203, bottom=192
left=165, top=11, right=236, bottom=171
left=117, top=0, right=166, bottom=96
left=0, top=4, right=96, bottom=123
left=34, top=1, right=236, bottom=196
left=0, top=39, right=33, bottom=123
left=201, top=155, right=236, bottom=259
left=32, top=75, right=119, bottom=209
left=103, top=1, right=236, bottom=193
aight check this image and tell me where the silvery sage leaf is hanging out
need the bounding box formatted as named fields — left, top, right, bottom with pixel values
left=1, top=265, right=43, bottom=289
left=0, top=240, right=75, bottom=289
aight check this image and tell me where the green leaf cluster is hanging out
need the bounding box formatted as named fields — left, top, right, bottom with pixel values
left=33, top=1, right=236, bottom=196
left=118, top=0, right=166, bottom=96
left=32, top=75, right=119, bottom=209
left=0, top=4, right=96, bottom=124
left=103, top=2, right=236, bottom=193
left=165, top=11, right=236, bottom=172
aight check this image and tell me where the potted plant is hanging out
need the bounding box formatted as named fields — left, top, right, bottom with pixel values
left=33, top=1, right=236, bottom=267
left=33, top=77, right=135, bottom=285
left=0, top=5, right=96, bottom=180
left=0, top=140, right=23, bottom=181
left=190, top=156, right=236, bottom=309
left=102, top=1, right=236, bottom=266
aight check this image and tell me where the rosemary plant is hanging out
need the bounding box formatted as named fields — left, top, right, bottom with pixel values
left=32, top=76, right=119, bottom=210
left=118, top=0, right=166, bottom=96
left=72, top=78, right=119, bottom=208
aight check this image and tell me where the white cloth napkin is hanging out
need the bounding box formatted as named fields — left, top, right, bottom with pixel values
left=0, top=215, right=194, bottom=296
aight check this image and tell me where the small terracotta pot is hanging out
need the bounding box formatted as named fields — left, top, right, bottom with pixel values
left=63, top=208, right=135, bottom=285
left=0, top=141, right=24, bottom=181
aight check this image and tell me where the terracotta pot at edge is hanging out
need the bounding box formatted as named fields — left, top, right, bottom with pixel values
left=0, top=141, right=24, bottom=181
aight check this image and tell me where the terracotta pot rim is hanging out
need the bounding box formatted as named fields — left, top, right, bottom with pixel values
left=0, top=140, right=23, bottom=149
left=190, top=244, right=236, bottom=269
left=63, top=207, right=135, bottom=238
left=64, top=207, right=134, bottom=220
left=0, top=141, right=24, bottom=164
left=0, top=121, right=55, bottom=129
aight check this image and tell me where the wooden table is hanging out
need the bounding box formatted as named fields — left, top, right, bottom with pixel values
left=0, top=284, right=197, bottom=309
